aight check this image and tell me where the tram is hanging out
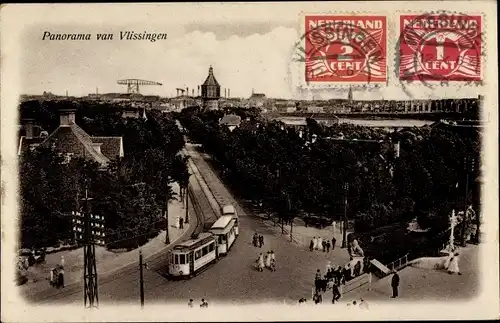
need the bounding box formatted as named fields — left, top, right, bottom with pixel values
left=167, top=232, right=218, bottom=278
left=221, top=204, right=239, bottom=236
left=209, top=215, right=237, bottom=256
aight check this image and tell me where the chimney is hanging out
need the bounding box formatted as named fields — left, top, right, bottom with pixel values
left=59, top=109, right=77, bottom=126
left=225, top=88, right=227, bottom=98
left=228, top=89, right=230, bottom=98
left=192, top=89, right=194, bottom=96
left=92, top=143, right=102, bottom=154
left=23, top=118, right=34, bottom=139
left=186, top=87, right=189, bottom=96
left=198, top=85, right=200, bottom=96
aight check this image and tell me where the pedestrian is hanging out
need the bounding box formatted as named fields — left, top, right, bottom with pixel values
left=313, top=292, right=322, bottom=304
left=331, top=237, right=336, bottom=250
left=257, top=253, right=264, bottom=272
left=259, top=235, right=264, bottom=248
left=318, top=237, right=323, bottom=251
left=313, top=237, right=318, bottom=250
left=188, top=299, right=194, bottom=307
left=331, top=283, right=341, bottom=303
left=322, top=239, right=326, bottom=252
left=179, top=217, right=184, bottom=229
left=314, top=269, right=322, bottom=292
left=326, top=240, right=331, bottom=253
left=326, top=261, right=331, bottom=276
left=60, top=256, right=65, bottom=268
left=253, top=233, right=258, bottom=247
left=298, top=298, right=307, bottom=305
left=265, top=251, right=271, bottom=268
left=49, top=268, right=54, bottom=287
left=200, top=298, right=209, bottom=308
left=309, top=239, right=314, bottom=252
left=58, top=265, right=65, bottom=288
left=447, top=253, right=462, bottom=275
left=391, top=271, right=400, bottom=298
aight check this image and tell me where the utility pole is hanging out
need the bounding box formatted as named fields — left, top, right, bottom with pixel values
left=341, top=182, right=349, bottom=249
left=82, top=184, right=99, bottom=309
left=139, top=249, right=145, bottom=308
left=185, top=184, right=189, bottom=224
left=165, top=194, right=170, bottom=244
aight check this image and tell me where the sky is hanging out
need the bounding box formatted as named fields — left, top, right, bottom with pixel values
left=19, top=4, right=484, bottom=101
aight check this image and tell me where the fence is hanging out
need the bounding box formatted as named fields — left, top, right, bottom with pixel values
left=386, top=253, right=409, bottom=272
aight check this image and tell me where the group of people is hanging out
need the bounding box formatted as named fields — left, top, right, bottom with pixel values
left=309, top=236, right=336, bottom=253
left=188, top=298, right=209, bottom=308
left=252, top=232, right=265, bottom=248
left=174, top=216, right=184, bottom=229
left=256, top=251, right=276, bottom=272
left=313, top=266, right=342, bottom=304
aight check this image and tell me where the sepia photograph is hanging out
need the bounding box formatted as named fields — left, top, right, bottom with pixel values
left=1, top=2, right=498, bottom=321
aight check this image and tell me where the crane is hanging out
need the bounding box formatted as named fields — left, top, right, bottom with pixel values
left=117, top=79, right=162, bottom=94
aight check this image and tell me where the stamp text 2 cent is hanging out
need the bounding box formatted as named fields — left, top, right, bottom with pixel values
left=303, top=15, right=387, bottom=84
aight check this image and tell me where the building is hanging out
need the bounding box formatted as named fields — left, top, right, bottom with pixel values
left=248, top=92, right=266, bottom=109
left=307, top=106, right=325, bottom=113
left=219, top=114, right=242, bottom=132
left=201, top=65, right=221, bottom=110
left=18, top=109, right=124, bottom=168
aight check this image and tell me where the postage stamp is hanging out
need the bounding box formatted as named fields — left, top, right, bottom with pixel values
left=290, top=14, right=387, bottom=88
left=398, top=12, right=483, bottom=82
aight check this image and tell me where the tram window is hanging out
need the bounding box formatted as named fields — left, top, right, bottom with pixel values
left=195, top=250, right=201, bottom=260
left=174, top=254, right=179, bottom=264
left=202, top=246, right=208, bottom=256
left=179, top=254, right=185, bottom=264
left=209, top=243, right=214, bottom=252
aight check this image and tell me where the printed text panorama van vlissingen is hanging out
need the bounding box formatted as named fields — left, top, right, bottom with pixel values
left=42, top=31, right=167, bottom=42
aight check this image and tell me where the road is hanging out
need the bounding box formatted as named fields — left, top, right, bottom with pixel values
left=27, top=143, right=350, bottom=306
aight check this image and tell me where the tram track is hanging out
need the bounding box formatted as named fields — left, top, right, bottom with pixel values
left=30, top=166, right=215, bottom=304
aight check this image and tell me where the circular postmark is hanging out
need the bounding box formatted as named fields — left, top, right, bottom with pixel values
left=396, top=10, right=483, bottom=96
left=289, top=16, right=387, bottom=94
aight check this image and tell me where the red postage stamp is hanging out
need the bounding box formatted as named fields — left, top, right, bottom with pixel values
left=303, top=15, right=387, bottom=84
left=399, top=13, right=482, bottom=82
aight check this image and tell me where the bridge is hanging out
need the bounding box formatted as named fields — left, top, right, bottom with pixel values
left=117, top=79, right=162, bottom=94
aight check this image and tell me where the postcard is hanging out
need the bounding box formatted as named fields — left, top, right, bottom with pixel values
left=1, top=1, right=498, bottom=322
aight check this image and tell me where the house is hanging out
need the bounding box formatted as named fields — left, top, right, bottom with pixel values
left=18, top=109, right=124, bottom=168
left=248, top=92, right=266, bottom=108
left=219, top=114, right=241, bottom=132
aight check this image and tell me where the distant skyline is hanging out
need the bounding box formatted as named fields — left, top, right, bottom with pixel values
left=21, top=15, right=483, bottom=101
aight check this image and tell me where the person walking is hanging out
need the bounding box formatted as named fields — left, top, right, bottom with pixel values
left=331, top=237, right=336, bottom=250
left=309, top=239, right=314, bottom=252
left=200, top=299, right=209, bottom=308
left=257, top=253, right=264, bottom=272
left=313, top=292, right=322, bottom=304
left=326, top=240, right=331, bottom=253
left=188, top=299, right=194, bottom=307
left=253, top=233, right=258, bottom=247
left=313, top=237, right=318, bottom=250
left=331, top=283, right=341, bottom=303
left=447, top=253, right=462, bottom=275
left=265, top=251, right=271, bottom=269
left=58, top=265, right=65, bottom=288
left=270, top=250, right=276, bottom=271
left=391, top=271, right=400, bottom=298
left=259, top=235, right=264, bottom=248
left=314, top=269, right=322, bottom=293
left=179, top=217, right=184, bottom=229
left=322, top=239, right=326, bottom=252
left=318, top=237, right=323, bottom=251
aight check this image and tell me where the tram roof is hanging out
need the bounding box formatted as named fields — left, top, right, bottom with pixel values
left=222, top=205, right=236, bottom=214
left=211, top=215, right=234, bottom=230
left=174, top=232, right=214, bottom=251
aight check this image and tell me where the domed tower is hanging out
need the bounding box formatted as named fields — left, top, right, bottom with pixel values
left=201, top=65, right=221, bottom=110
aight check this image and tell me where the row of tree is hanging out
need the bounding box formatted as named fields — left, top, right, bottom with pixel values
left=19, top=100, right=189, bottom=249
left=177, top=106, right=480, bottom=260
